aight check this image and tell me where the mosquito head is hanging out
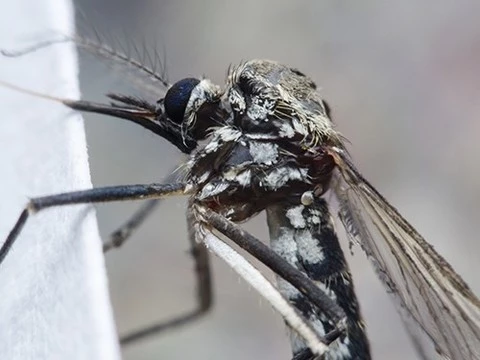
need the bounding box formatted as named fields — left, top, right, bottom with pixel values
left=159, top=77, right=223, bottom=142
left=164, top=78, right=200, bottom=124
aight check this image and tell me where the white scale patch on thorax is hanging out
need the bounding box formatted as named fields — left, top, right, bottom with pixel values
left=203, top=127, right=242, bottom=154
left=247, top=96, right=276, bottom=120
left=278, top=122, right=295, bottom=138
left=197, top=182, right=229, bottom=200
left=228, top=88, right=246, bottom=113
left=263, top=167, right=308, bottom=190
left=249, top=141, right=278, bottom=165
left=223, top=168, right=252, bottom=187
left=235, top=169, right=252, bottom=187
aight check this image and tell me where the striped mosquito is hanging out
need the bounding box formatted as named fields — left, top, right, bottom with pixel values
left=1, top=37, right=480, bottom=360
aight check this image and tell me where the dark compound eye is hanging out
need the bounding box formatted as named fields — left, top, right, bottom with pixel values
left=164, top=78, right=200, bottom=124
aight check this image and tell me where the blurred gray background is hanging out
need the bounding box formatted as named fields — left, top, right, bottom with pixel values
left=72, top=1, right=480, bottom=359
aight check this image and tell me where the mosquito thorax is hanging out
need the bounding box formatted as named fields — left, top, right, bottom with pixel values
left=183, top=60, right=341, bottom=223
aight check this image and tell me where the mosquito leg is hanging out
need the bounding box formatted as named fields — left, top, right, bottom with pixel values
left=119, top=203, right=347, bottom=349
left=103, top=173, right=182, bottom=252
left=119, top=200, right=212, bottom=345
left=291, top=348, right=314, bottom=360
left=1, top=183, right=187, bottom=265
left=201, top=228, right=329, bottom=357
left=103, top=199, right=160, bottom=252
left=196, top=205, right=347, bottom=333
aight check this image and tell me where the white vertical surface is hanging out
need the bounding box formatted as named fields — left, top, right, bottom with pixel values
left=0, top=0, right=121, bottom=359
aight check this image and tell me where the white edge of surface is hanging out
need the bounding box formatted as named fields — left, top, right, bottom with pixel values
left=0, top=0, right=121, bottom=359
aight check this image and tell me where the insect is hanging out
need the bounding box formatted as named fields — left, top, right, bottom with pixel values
left=1, top=37, right=480, bottom=360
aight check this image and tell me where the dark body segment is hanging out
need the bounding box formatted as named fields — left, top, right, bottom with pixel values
left=267, top=199, right=370, bottom=359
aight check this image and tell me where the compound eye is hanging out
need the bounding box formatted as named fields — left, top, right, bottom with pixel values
left=164, top=78, right=200, bottom=124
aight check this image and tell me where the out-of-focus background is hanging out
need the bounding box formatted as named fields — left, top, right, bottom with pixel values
left=74, top=1, right=479, bottom=359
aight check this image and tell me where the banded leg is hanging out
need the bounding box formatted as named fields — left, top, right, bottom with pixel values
left=0, top=183, right=186, bottom=265
left=267, top=196, right=371, bottom=360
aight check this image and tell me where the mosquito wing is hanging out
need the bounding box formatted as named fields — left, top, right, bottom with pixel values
left=329, top=147, right=480, bottom=360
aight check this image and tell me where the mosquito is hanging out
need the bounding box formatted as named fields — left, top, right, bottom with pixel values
left=1, top=37, right=480, bottom=360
